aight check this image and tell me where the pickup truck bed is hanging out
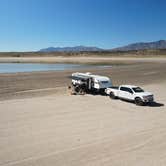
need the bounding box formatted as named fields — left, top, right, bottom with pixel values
left=110, top=86, right=119, bottom=89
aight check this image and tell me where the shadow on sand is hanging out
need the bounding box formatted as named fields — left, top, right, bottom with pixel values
left=76, top=91, right=164, bottom=108
left=120, top=99, right=164, bottom=107
left=146, top=102, right=164, bottom=107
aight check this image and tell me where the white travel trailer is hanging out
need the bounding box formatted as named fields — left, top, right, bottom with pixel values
left=71, top=72, right=112, bottom=94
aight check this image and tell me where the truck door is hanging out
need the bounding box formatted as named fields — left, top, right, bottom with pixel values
left=119, top=87, right=134, bottom=100
left=125, top=88, right=134, bottom=100
left=119, top=87, right=127, bottom=99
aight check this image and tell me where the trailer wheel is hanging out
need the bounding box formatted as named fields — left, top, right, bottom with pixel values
left=109, top=92, right=116, bottom=99
left=135, top=97, right=144, bottom=106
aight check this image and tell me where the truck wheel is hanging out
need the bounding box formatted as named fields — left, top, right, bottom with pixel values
left=109, top=92, right=116, bottom=99
left=135, top=97, right=144, bottom=106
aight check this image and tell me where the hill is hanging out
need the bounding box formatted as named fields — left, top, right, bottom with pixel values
left=112, top=40, right=166, bottom=51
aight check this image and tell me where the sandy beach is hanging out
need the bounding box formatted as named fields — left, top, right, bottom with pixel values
left=0, top=57, right=166, bottom=166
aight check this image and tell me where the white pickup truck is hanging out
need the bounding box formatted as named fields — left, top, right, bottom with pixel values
left=105, top=85, right=154, bottom=105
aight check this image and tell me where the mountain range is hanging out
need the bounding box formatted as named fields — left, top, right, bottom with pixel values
left=112, top=40, right=166, bottom=51
left=39, top=46, right=103, bottom=52
left=39, top=40, right=166, bottom=52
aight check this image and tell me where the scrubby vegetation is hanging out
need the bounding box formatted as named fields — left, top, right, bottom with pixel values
left=0, top=49, right=166, bottom=57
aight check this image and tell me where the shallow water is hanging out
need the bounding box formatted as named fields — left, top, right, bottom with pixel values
left=0, top=63, right=110, bottom=73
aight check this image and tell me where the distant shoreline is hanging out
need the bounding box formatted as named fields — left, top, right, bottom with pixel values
left=0, top=56, right=166, bottom=65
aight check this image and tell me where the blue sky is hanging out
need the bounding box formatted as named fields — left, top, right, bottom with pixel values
left=0, top=0, right=166, bottom=51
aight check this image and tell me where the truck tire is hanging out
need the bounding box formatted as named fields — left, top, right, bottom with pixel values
left=109, top=92, right=116, bottom=99
left=135, top=97, right=144, bottom=106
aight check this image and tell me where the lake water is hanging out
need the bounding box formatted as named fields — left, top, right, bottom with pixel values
left=0, top=63, right=110, bottom=73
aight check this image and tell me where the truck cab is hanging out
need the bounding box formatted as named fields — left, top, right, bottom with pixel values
left=105, top=85, right=154, bottom=105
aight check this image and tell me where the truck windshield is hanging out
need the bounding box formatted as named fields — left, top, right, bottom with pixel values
left=132, top=87, right=144, bottom=93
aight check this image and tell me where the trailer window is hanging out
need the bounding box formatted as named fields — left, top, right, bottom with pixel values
left=72, top=76, right=87, bottom=81
left=101, top=81, right=109, bottom=84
